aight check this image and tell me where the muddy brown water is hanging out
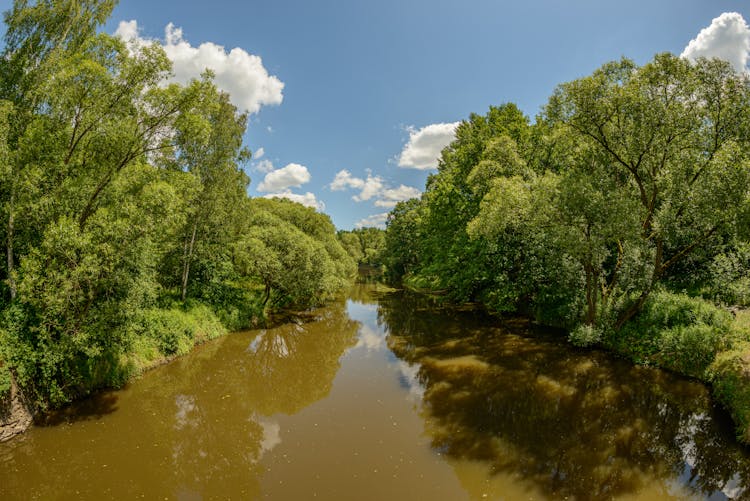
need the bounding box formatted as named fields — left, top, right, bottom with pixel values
left=2, top=283, right=750, bottom=500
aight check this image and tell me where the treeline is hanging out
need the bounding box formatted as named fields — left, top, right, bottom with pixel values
left=337, top=227, right=385, bottom=267
left=0, top=1, right=355, bottom=411
left=383, top=54, right=750, bottom=438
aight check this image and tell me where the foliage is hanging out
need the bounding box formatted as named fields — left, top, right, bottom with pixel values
left=0, top=362, right=10, bottom=403
left=337, top=227, right=386, bottom=266
left=709, top=342, right=750, bottom=442
left=385, top=53, right=750, bottom=334
left=0, top=1, right=354, bottom=412
left=606, top=291, right=734, bottom=378
left=234, top=199, right=356, bottom=308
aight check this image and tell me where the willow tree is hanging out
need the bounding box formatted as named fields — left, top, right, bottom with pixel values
left=548, top=54, right=750, bottom=327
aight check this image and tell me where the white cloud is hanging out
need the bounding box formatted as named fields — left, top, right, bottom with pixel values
left=330, top=169, right=365, bottom=191
left=329, top=169, right=383, bottom=201
left=355, top=212, right=389, bottom=229
left=681, top=12, right=750, bottom=72
left=115, top=20, right=284, bottom=114
left=373, top=185, right=421, bottom=208
left=115, top=19, right=140, bottom=42
left=353, top=174, right=384, bottom=202
left=257, top=163, right=311, bottom=192
left=254, top=147, right=265, bottom=160
left=330, top=169, right=420, bottom=207
left=253, top=159, right=275, bottom=173
left=397, top=122, right=459, bottom=170
left=262, top=191, right=325, bottom=211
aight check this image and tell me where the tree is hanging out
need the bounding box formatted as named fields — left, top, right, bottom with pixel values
left=156, top=76, right=250, bottom=301
left=234, top=209, right=335, bottom=308
left=544, top=54, right=750, bottom=328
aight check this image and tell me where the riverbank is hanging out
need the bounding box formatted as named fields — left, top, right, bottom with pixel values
left=400, top=279, right=750, bottom=445
left=5, top=282, right=750, bottom=499
left=0, top=299, right=264, bottom=442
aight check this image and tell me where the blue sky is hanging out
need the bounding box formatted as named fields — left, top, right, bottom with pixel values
left=66, top=2, right=750, bottom=227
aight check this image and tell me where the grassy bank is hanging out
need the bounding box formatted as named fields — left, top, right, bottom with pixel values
left=708, top=310, right=750, bottom=443
left=0, top=290, right=267, bottom=426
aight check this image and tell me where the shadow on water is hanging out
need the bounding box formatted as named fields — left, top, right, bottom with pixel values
left=379, top=290, right=750, bottom=500
left=35, top=391, right=120, bottom=427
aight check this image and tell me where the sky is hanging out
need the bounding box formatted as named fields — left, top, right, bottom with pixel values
left=18, top=1, right=750, bottom=229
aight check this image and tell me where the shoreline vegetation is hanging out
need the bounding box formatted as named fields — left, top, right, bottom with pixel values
left=3, top=0, right=750, bottom=449
left=381, top=55, right=750, bottom=444
left=0, top=1, right=356, bottom=440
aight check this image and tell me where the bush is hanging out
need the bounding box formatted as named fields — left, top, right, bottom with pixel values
left=131, top=305, right=227, bottom=358
left=0, top=363, right=11, bottom=404
left=569, top=324, right=602, bottom=347
left=607, top=291, right=734, bottom=378
left=704, top=245, right=750, bottom=306
left=708, top=343, right=750, bottom=442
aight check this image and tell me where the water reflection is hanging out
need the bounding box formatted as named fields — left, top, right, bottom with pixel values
left=0, top=299, right=358, bottom=500
left=3, top=286, right=750, bottom=500
left=379, top=290, right=750, bottom=500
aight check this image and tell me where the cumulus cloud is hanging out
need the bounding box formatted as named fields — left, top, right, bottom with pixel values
left=329, top=169, right=385, bottom=201
left=373, top=185, right=421, bottom=208
left=257, top=163, right=311, bottom=192
left=681, top=12, right=750, bottom=72
left=353, top=175, right=384, bottom=202
left=262, top=191, right=325, bottom=211
left=330, top=169, right=365, bottom=191
left=397, top=122, right=459, bottom=170
left=253, top=159, right=275, bottom=173
left=330, top=170, right=420, bottom=207
left=355, top=212, right=389, bottom=229
left=115, top=20, right=284, bottom=114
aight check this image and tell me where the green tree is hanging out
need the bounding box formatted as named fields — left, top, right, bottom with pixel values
left=544, top=54, right=750, bottom=327
left=156, top=76, right=250, bottom=301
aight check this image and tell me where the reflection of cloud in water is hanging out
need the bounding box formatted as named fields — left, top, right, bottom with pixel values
left=248, top=415, right=282, bottom=464
left=355, top=324, right=386, bottom=353
left=674, top=412, right=744, bottom=499
left=247, top=331, right=266, bottom=353
left=397, top=361, right=424, bottom=402
left=174, top=394, right=198, bottom=430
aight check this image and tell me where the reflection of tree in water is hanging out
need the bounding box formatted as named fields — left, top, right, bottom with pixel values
left=243, top=303, right=360, bottom=415
left=379, top=290, right=750, bottom=500
left=157, top=298, right=359, bottom=497
left=0, top=299, right=359, bottom=500
left=346, top=281, right=392, bottom=306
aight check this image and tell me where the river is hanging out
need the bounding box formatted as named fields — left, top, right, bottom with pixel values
left=2, top=283, right=750, bottom=500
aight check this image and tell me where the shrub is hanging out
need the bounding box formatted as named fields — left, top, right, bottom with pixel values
left=569, top=324, right=602, bottom=347
left=708, top=343, right=750, bottom=442
left=129, top=304, right=227, bottom=359
left=0, top=363, right=11, bottom=404
left=608, top=290, right=733, bottom=378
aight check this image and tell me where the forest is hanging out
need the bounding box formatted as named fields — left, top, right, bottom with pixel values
left=382, top=54, right=750, bottom=441
left=0, top=1, right=355, bottom=412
